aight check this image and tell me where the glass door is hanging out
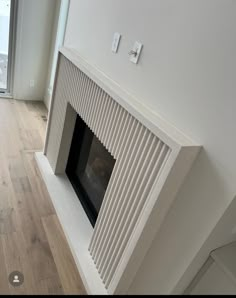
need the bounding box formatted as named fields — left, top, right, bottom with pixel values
left=0, top=0, right=16, bottom=94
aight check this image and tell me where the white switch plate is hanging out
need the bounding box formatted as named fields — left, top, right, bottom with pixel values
left=130, top=41, right=143, bottom=64
left=112, top=32, right=121, bottom=53
left=30, top=80, right=35, bottom=88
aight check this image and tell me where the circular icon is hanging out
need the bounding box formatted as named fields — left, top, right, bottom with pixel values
left=8, top=271, right=24, bottom=287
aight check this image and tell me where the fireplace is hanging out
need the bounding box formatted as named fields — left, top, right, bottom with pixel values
left=37, top=48, right=200, bottom=294
left=66, top=114, right=116, bottom=227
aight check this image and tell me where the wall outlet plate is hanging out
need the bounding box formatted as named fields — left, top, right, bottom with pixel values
left=112, top=32, right=121, bottom=53
left=130, top=41, right=143, bottom=64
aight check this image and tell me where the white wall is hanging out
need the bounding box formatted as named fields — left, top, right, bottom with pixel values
left=44, top=0, right=61, bottom=109
left=44, top=0, right=70, bottom=109
left=13, top=0, right=56, bottom=100
left=64, top=0, right=236, bottom=294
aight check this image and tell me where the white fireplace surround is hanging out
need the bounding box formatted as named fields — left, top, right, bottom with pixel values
left=36, top=47, right=201, bottom=295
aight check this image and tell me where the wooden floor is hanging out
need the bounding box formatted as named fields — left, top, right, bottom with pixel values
left=0, top=99, right=86, bottom=295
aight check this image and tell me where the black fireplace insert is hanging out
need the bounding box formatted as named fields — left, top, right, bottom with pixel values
left=66, top=114, right=116, bottom=227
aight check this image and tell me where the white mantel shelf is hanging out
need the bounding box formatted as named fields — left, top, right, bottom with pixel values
left=35, top=152, right=107, bottom=295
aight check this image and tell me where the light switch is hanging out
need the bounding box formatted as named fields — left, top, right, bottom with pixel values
left=112, top=32, right=121, bottom=53
left=129, top=41, right=143, bottom=64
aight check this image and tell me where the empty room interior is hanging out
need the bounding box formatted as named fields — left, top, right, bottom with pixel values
left=0, top=0, right=236, bottom=295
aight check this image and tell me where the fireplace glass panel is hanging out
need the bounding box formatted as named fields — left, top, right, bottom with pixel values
left=66, top=115, right=116, bottom=227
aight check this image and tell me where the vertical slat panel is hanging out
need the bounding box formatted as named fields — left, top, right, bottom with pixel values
left=99, top=136, right=159, bottom=278
left=70, top=63, right=78, bottom=109
left=100, top=97, right=112, bottom=144
left=84, top=77, right=94, bottom=122
left=95, top=127, right=150, bottom=270
left=104, top=145, right=170, bottom=286
left=89, top=116, right=136, bottom=255
left=89, top=86, right=101, bottom=130
left=101, top=96, right=114, bottom=147
left=92, top=88, right=104, bottom=136
left=85, top=80, right=96, bottom=126
left=68, top=61, right=76, bottom=106
left=76, top=69, right=85, bottom=112
left=103, top=102, right=117, bottom=152
left=83, top=78, right=93, bottom=123
left=113, top=111, right=130, bottom=158
left=79, top=73, right=87, bottom=119
left=106, top=104, right=122, bottom=155
left=82, top=76, right=90, bottom=118
left=93, top=120, right=142, bottom=261
left=96, top=92, right=109, bottom=138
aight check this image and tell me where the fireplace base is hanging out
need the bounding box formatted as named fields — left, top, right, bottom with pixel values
left=35, top=151, right=107, bottom=295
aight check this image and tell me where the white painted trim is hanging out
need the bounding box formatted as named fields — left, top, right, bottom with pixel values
left=211, top=241, right=236, bottom=285
left=35, top=152, right=107, bottom=295
left=43, top=53, right=60, bottom=155
left=12, top=0, right=24, bottom=99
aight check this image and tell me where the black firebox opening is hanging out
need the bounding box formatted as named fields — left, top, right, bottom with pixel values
left=66, top=114, right=116, bottom=227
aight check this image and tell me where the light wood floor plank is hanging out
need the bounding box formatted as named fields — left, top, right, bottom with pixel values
left=42, top=215, right=86, bottom=295
left=0, top=237, right=10, bottom=294
left=37, top=276, right=64, bottom=295
left=1, top=232, right=26, bottom=295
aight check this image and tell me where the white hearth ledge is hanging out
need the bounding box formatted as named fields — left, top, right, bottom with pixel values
left=35, top=151, right=107, bottom=295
